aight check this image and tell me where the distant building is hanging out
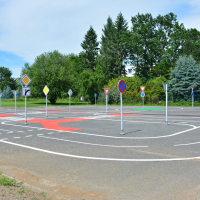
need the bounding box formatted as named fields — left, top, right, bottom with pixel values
left=124, top=60, right=136, bottom=77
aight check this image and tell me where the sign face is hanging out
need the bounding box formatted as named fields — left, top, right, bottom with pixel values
left=118, top=80, right=126, bottom=93
left=12, top=90, right=19, bottom=96
left=192, top=87, right=194, bottom=92
left=43, top=85, right=49, bottom=96
left=162, top=82, right=169, bottom=92
left=141, top=92, right=145, bottom=98
left=94, top=93, right=97, bottom=97
left=140, top=86, right=145, bottom=92
left=22, top=87, right=31, bottom=96
left=68, top=89, right=73, bottom=96
left=104, top=88, right=109, bottom=96
left=21, top=74, right=32, bottom=86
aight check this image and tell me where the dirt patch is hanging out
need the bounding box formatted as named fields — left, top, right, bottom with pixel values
left=0, top=161, right=107, bottom=200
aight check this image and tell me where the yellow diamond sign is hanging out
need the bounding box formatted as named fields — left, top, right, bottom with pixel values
left=43, top=85, right=49, bottom=95
left=21, top=74, right=32, bottom=86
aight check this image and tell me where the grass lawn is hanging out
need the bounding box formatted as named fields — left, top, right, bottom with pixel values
left=0, top=98, right=91, bottom=108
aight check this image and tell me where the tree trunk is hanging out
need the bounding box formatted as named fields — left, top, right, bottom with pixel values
left=49, top=98, right=56, bottom=104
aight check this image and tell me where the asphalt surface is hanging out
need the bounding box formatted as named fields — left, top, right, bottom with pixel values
left=1, top=105, right=200, bottom=199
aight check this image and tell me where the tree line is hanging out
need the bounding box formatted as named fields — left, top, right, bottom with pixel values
left=1, top=12, right=200, bottom=104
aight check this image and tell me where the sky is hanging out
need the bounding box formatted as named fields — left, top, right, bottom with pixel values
left=0, top=0, right=200, bottom=78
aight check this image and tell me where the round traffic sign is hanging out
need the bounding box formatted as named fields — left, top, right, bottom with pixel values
left=118, top=80, right=126, bottom=93
left=141, top=92, right=145, bottom=97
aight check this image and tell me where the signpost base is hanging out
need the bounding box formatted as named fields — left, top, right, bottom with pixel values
left=120, top=131, right=125, bottom=135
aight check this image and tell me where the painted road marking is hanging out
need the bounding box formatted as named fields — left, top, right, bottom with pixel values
left=13, top=137, right=21, bottom=139
left=1, top=139, right=200, bottom=162
left=26, top=135, right=33, bottom=138
left=174, top=140, right=200, bottom=147
left=37, top=135, right=148, bottom=148
left=2, top=121, right=199, bottom=139
left=47, top=132, right=54, bottom=134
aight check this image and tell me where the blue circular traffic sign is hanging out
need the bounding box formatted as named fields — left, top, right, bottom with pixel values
left=141, top=92, right=145, bottom=97
left=118, top=80, right=126, bottom=93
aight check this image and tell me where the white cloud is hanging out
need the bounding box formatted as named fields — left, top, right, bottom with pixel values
left=0, top=0, right=200, bottom=65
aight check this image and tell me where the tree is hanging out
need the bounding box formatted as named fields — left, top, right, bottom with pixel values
left=81, top=26, right=99, bottom=71
left=21, top=51, right=79, bottom=104
left=100, top=13, right=129, bottom=80
left=169, top=55, right=200, bottom=101
left=0, top=66, right=16, bottom=91
left=182, top=28, right=200, bottom=63
left=2, top=86, right=13, bottom=99
left=80, top=65, right=105, bottom=103
left=127, top=12, right=186, bottom=81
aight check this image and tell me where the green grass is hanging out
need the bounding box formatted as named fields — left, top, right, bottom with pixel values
left=0, top=171, right=18, bottom=186
left=0, top=98, right=91, bottom=108
left=1, top=97, right=200, bottom=108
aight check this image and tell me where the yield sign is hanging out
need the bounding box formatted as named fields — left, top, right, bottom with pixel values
left=104, top=88, right=109, bottom=95
left=140, top=86, right=145, bottom=92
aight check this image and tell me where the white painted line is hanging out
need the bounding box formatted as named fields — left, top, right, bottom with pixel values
left=17, top=131, right=24, bottom=132
left=174, top=141, right=200, bottom=147
left=28, top=130, right=33, bottom=131
left=0, top=138, right=7, bottom=141
left=2, top=121, right=199, bottom=139
left=38, top=135, right=148, bottom=148
left=37, top=134, right=43, bottom=136
left=47, top=132, right=54, bottom=134
left=13, top=137, right=21, bottom=139
left=26, top=135, right=33, bottom=138
left=7, top=131, right=13, bottom=134
left=0, top=139, right=200, bottom=162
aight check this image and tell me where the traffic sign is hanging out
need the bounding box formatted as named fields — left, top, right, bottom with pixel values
left=118, top=80, right=126, bottom=93
left=43, top=85, right=49, bottom=96
left=162, top=82, right=169, bottom=92
left=192, top=92, right=194, bottom=96
left=94, top=93, right=97, bottom=97
left=68, top=89, right=73, bottom=96
left=104, top=88, right=109, bottom=95
left=21, top=74, right=32, bottom=86
left=141, top=92, right=145, bottom=97
left=22, top=87, right=31, bottom=96
left=12, top=90, right=18, bottom=96
left=140, top=86, right=145, bottom=92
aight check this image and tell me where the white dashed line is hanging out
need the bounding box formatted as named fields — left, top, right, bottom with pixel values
left=47, top=132, right=54, bottom=134
left=26, top=135, right=33, bottom=138
left=174, top=141, right=200, bottom=146
left=18, top=131, right=24, bottom=132
left=38, top=135, right=148, bottom=148
left=13, top=137, right=21, bottom=139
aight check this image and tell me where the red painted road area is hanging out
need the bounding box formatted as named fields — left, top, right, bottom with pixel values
left=20, top=118, right=90, bottom=131
left=0, top=114, right=15, bottom=118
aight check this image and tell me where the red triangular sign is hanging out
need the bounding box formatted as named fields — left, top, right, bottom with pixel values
left=104, top=88, right=109, bottom=95
left=140, top=86, right=145, bottom=92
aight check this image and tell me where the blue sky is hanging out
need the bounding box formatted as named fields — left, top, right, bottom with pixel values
left=0, top=0, right=200, bottom=78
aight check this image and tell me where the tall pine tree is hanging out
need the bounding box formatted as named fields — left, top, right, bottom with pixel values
left=81, top=26, right=99, bottom=71
left=100, top=13, right=128, bottom=80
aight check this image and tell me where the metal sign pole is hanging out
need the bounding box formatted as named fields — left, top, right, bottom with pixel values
left=25, top=96, right=27, bottom=125
left=46, top=95, right=47, bottom=118
left=166, top=84, right=168, bottom=125
left=106, top=95, right=108, bottom=115
left=143, top=97, right=144, bottom=111
left=69, top=96, right=71, bottom=113
left=120, top=92, right=124, bottom=135
left=95, top=96, right=96, bottom=107
left=0, top=96, right=1, bottom=109
left=15, top=91, right=17, bottom=115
